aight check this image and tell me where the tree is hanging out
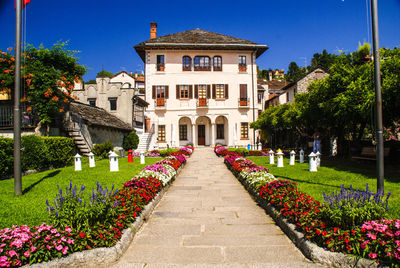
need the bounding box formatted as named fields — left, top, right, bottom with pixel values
left=310, top=49, right=337, bottom=71
left=96, top=70, right=114, bottom=78
left=286, top=61, right=306, bottom=82
left=0, top=42, right=86, bottom=135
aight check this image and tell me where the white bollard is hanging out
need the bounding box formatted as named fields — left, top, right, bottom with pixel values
left=140, top=151, right=145, bottom=164
left=277, top=150, right=284, bottom=168
left=109, top=151, right=119, bottom=172
left=316, top=151, right=321, bottom=167
left=299, top=149, right=304, bottom=163
left=269, top=150, right=275, bottom=164
left=257, top=142, right=262, bottom=151
left=88, top=152, right=95, bottom=168
left=290, top=150, right=296, bottom=165
left=74, top=153, right=82, bottom=171
left=309, top=152, right=317, bottom=172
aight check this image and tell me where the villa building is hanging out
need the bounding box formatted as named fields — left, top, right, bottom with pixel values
left=134, top=23, right=268, bottom=148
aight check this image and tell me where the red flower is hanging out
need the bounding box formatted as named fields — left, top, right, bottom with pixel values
left=79, top=232, right=85, bottom=238
left=322, top=231, right=328, bottom=237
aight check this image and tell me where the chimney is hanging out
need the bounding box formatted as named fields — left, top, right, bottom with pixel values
left=150, top=22, right=157, bottom=39
left=134, top=72, right=138, bottom=78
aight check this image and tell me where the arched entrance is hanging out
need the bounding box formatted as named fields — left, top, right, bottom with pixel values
left=178, top=116, right=192, bottom=146
left=215, top=115, right=229, bottom=146
left=195, top=116, right=211, bottom=146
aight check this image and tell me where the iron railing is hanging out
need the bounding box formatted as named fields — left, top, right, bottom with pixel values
left=0, top=103, right=35, bottom=127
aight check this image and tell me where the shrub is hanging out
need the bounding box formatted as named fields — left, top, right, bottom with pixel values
left=43, top=137, right=75, bottom=168
left=229, top=147, right=249, bottom=156
left=21, top=135, right=49, bottom=172
left=93, top=141, right=113, bottom=159
left=321, top=184, right=391, bottom=230
left=46, top=181, right=118, bottom=233
left=0, top=137, right=13, bottom=178
left=158, top=148, right=177, bottom=157
left=122, top=131, right=139, bottom=151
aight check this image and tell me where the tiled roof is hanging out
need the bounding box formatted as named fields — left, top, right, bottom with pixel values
left=258, top=79, right=291, bottom=90
left=69, top=101, right=132, bottom=132
left=135, top=28, right=268, bottom=61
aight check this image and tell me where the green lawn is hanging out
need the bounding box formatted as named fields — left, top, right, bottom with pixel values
left=0, top=157, right=161, bottom=229
left=248, top=156, right=400, bottom=219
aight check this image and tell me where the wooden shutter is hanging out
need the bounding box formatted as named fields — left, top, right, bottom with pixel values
left=212, top=84, right=216, bottom=99
left=194, top=85, right=198, bottom=99
left=225, top=84, right=229, bottom=99
left=240, top=84, right=247, bottom=98
left=165, top=86, right=169, bottom=99
left=176, top=85, right=180, bottom=99
left=152, top=86, right=156, bottom=99
left=206, top=85, right=211, bottom=99
left=189, top=85, right=193, bottom=99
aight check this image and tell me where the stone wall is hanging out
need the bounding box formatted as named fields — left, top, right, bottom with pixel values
left=88, top=125, right=125, bottom=149
left=296, top=69, right=329, bottom=94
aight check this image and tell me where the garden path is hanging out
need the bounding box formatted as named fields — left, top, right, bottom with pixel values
left=108, top=147, right=322, bottom=267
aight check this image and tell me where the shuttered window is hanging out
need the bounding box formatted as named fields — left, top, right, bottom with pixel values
left=158, top=125, right=166, bottom=142
left=241, top=122, right=249, bottom=139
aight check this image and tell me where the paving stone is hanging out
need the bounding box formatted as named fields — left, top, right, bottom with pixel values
left=224, top=246, right=306, bottom=263
left=183, top=234, right=292, bottom=247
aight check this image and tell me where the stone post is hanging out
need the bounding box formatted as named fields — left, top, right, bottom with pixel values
left=289, top=150, right=296, bottom=165
left=309, top=152, right=317, bottom=172
left=316, top=151, right=321, bottom=167
left=299, top=149, right=304, bottom=163
left=277, top=150, right=284, bottom=168
left=140, top=151, right=145, bottom=164
left=74, top=153, right=82, bottom=171
left=269, top=150, right=274, bottom=164
left=88, top=152, right=95, bottom=168
left=109, top=152, right=119, bottom=172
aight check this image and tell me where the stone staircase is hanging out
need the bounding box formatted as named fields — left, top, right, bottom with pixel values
left=136, top=132, right=153, bottom=152
left=67, top=129, right=91, bottom=156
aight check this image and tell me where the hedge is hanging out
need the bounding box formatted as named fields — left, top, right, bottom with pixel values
left=0, top=135, right=75, bottom=178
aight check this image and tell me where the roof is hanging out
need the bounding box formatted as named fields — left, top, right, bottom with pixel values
left=135, top=75, right=145, bottom=82
left=258, top=79, right=291, bottom=91
left=135, top=28, right=268, bottom=61
left=68, top=101, right=133, bottom=132
left=132, top=95, right=149, bottom=107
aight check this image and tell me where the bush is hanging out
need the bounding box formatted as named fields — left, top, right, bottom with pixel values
left=228, top=148, right=249, bottom=156
left=43, top=137, right=75, bottom=168
left=21, top=135, right=49, bottom=172
left=93, top=141, right=113, bottom=159
left=122, top=131, right=139, bottom=151
left=0, top=137, right=13, bottom=178
left=158, top=148, right=178, bottom=157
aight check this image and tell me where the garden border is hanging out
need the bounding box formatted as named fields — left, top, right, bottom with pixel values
left=27, top=165, right=185, bottom=268
left=224, top=161, right=378, bottom=268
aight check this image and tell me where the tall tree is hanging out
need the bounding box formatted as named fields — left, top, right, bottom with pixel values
left=286, top=61, right=306, bottom=82
left=96, top=70, right=114, bottom=78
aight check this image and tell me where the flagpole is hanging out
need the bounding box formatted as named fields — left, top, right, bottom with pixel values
left=14, top=0, right=22, bottom=196
left=370, top=0, right=384, bottom=192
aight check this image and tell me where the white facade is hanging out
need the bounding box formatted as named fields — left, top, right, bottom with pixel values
left=143, top=50, right=263, bottom=148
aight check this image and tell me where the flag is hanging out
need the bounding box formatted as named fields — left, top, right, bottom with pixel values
left=15, top=0, right=31, bottom=9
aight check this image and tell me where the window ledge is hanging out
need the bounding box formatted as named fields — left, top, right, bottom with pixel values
left=240, top=138, right=250, bottom=140
left=215, top=98, right=226, bottom=101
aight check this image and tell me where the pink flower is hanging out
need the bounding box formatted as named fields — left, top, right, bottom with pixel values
left=395, top=231, right=400, bottom=236
left=62, top=246, right=68, bottom=255
left=360, top=240, right=369, bottom=249
left=51, top=228, right=58, bottom=234
left=367, top=232, right=377, bottom=240
left=65, top=227, right=71, bottom=233
left=369, top=253, right=378, bottom=259
left=46, top=245, right=52, bottom=250
left=8, top=250, right=17, bottom=257
left=67, top=238, right=74, bottom=245
left=61, top=236, right=66, bottom=242
left=30, top=246, right=37, bottom=252
left=56, top=245, right=63, bottom=251
left=24, top=250, right=30, bottom=258
left=387, top=252, right=392, bottom=256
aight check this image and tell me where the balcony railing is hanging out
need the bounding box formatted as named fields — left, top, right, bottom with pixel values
left=154, top=98, right=167, bottom=109
left=238, top=98, right=250, bottom=107
left=196, top=98, right=208, bottom=108
left=0, top=103, right=35, bottom=127
left=156, top=63, right=165, bottom=71
left=238, top=64, right=247, bottom=72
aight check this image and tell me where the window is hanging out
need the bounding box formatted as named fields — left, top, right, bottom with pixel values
left=158, top=125, right=166, bottom=142
left=182, top=56, right=191, bottom=71
left=156, top=55, right=165, bottom=71
left=258, top=92, right=262, bottom=104
left=109, top=98, right=117, bottom=111
left=179, top=85, right=189, bottom=99
left=198, top=85, right=207, bottom=98
left=194, top=56, right=211, bottom=71
left=241, top=122, right=249, bottom=139
left=88, top=98, right=96, bottom=107
left=217, top=124, right=224, bottom=139
left=213, top=56, right=222, bottom=71
left=216, top=84, right=225, bottom=99
left=179, top=125, right=187, bottom=140
left=239, top=56, right=247, bottom=72
left=286, top=92, right=290, bottom=103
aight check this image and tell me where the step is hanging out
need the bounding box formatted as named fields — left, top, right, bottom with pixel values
left=69, top=131, right=81, bottom=137
left=77, top=145, right=89, bottom=149
left=74, top=140, right=86, bottom=145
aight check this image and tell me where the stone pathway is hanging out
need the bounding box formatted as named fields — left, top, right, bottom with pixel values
left=108, top=147, right=322, bottom=267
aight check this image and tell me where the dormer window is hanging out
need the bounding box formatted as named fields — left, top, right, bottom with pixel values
left=182, top=56, right=191, bottom=71
left=194, top=56, right=211, bottom=71
left=239, top=55, right=247, bottom=72
left=213, top=56, right=222, bottom=71
left=156, top=55, right=165, bottom=71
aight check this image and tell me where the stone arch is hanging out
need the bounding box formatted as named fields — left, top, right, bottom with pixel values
left=215, top=115, right=229, bottom=146
left=195, top=116, right=212, bottom=146
left=178, top=116, right=192, bottom=146
left=87, top=86, right=97, bottom=98
left=122, top=83, right=131, bottom=89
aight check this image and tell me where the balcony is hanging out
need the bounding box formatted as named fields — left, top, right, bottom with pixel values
left=0, top=103, right=36, bottom=128
left=238, top=98, right=250, bottom=108
left=196, top=98, right=208, bottom=108
left=238, top=64, right=247, bottom=72
left=156, top=63, right=165, bottom=72
left=154, top=98, right=167, bottom=110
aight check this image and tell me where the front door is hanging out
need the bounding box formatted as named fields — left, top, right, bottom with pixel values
left=198, top=125, right=205, bottom=145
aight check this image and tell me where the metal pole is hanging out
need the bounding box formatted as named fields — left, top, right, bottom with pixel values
left=370, top=0, right=384, bottom=192
left=14, top=0, right=22, bottom=196
left=251, top=52, right=256, bottom=149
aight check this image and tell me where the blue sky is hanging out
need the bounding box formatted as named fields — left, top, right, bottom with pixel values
left=1, top=0, right=399, bottom=81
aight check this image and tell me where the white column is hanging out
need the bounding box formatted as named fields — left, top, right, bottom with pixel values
left=192, top=124, right=196, bottom=146
left=171, top=123, right=176, bottom=147
left=211, top=123, right=215, bottom=147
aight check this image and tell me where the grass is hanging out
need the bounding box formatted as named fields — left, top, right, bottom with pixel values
left=0, top=156, right=161, bottom=229
left=248, top=156, right=400, bottom=219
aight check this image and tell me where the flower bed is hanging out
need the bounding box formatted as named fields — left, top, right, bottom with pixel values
left=0, top=146, right=193, bottom=267
left=216, top=145, right=399, bottom=267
